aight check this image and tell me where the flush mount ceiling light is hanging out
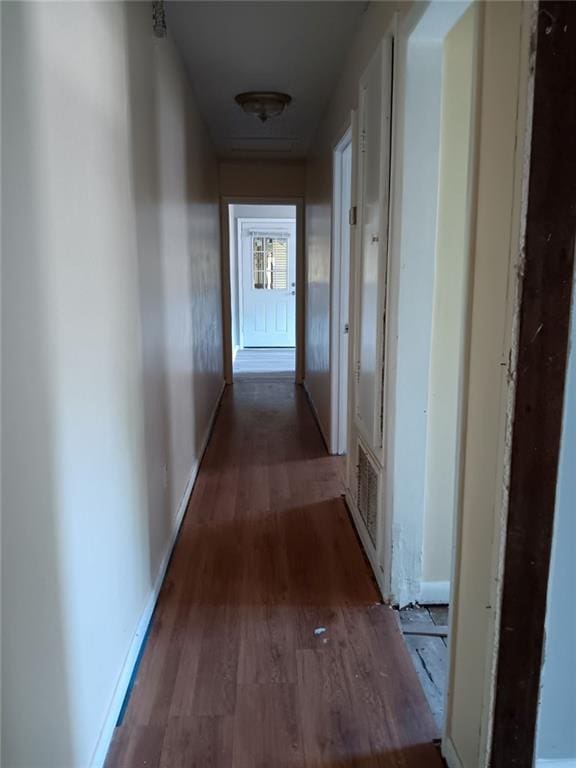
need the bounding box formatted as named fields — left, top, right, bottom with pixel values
left=234, top=92, right=292, bottom=123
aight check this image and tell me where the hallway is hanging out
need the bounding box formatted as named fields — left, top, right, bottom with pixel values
left=105, top=380, right=442, bottom=767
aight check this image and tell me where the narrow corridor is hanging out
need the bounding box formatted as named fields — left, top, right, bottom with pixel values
left=105, top=380, right=442, bottom=767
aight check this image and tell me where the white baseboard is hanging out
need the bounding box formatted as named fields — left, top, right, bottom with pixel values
left=442, top=736, right=464, bottom=768
left=302, top=380, right=331, bottom=453
left=90, top=381, right=226, bottom=768
left=536, top=760, right=576, bottom=767
left=419, top=579, right=450, bottom=604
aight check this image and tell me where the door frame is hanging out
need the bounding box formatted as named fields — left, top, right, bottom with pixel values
left=375, top=3, right=536, bottom=767
left=382, top=0, right=478, bottom=608
left=236, top=217, right=297, bottom=350
left=343, top=22, right=396, bottom=594
left=330, top=123, right=353, bottom=455
left=220, top=196, right=304, bottom=384
left=490, top=2, right=576, bottom=765
left=351, top=37, right=394, bottom=461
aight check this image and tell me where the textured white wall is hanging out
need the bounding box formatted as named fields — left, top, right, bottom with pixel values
left=1, top=2, right=222, bottom=765
left=389, top=38, right=443, bottom=605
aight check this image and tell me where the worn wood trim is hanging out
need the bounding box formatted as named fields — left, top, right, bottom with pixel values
left=402, top=623, right=448, bottom=639
left=490, top=3, right=576, bottom=766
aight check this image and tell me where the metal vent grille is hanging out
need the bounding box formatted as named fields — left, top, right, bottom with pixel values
left=357, top=443, right=378, bottom=545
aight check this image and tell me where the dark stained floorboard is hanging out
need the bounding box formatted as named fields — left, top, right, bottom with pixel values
left=106, top=380, right=443, bottom=768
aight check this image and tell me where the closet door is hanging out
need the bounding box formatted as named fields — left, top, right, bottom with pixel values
left=354, top=38, right=394, bottom=456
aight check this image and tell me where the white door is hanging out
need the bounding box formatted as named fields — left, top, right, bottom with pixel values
left=240, top=221, right=296, bottom=347
left=354, top=39, right=393, bottom=455
left=338, top=139, right=353, bottom=452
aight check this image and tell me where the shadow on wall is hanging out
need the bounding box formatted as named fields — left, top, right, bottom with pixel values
left=123, top=2, right=224, bottom=583
left=123, top=2, right=173, bottom=587
left=1, top=3, right=73, bottom=764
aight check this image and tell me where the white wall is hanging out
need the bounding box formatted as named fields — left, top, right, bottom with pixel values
left=444, top=3, right=533, bottom=766
left=1, top=2, right=223, bottom=766
left=536, top=284, right=576, bottom=763
left=389, top=38, right=443, bottom=606
left=305, top=1, right=400, bottom=444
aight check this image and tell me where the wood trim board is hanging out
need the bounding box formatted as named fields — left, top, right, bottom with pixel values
left=490, top=3, right=576, bottom=765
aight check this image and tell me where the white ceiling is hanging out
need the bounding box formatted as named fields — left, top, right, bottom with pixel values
left=166, top=2, right=367, bottom=158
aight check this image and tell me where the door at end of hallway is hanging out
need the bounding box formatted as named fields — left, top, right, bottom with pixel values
left=239, top=219, right=296, bottom=348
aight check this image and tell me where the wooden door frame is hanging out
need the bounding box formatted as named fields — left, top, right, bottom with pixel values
left=490, top=2, right=576, bottom=765
left=220, top=196, right=304, bottom=384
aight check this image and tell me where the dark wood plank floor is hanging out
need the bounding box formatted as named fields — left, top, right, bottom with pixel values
left=106, top=380, right=443, bottom=768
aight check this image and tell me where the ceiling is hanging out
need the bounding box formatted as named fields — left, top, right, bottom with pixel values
left=166, top=2, right=367, bottom=158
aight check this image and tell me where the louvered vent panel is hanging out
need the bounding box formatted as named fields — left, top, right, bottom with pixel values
left=357, top=443, right=378, bottom=545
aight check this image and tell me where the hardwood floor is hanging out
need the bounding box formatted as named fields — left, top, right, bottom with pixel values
left=105, top=380, right=443, bottom=768
left=233, top=347, right=296, bottom=377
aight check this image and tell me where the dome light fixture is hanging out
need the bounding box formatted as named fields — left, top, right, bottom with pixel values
left=234, top=92, right=292, bottom=123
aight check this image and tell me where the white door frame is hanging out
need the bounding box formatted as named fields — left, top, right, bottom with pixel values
left=330, top=124, right=353, bottom=455
left=236, top=218, right=296, bottom=349
left=384, top=1, right=478, bottom=610
left=220, top=197, right=304, bottom=384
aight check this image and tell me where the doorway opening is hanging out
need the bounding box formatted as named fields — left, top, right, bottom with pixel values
left=331, top=126, right=353, bottom=455
left=225, top=203, right=298, bottom=379
left=387, top=0, right=478, bottom=734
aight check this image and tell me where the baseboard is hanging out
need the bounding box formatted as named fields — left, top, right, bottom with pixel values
left=302, top=380, right=331, bottom=453
left=344, top=489, right=387, bottom=600
left=419, top=580, right=451, bottom=604
left=442, top=736, right=464, bottom=768
left=89, top=381, right=226, bottom=768
left=536, top=760, right=576, bottom=767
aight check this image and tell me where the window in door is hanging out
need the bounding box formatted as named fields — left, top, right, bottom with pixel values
left=252, top=236, right=288, bottom=290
